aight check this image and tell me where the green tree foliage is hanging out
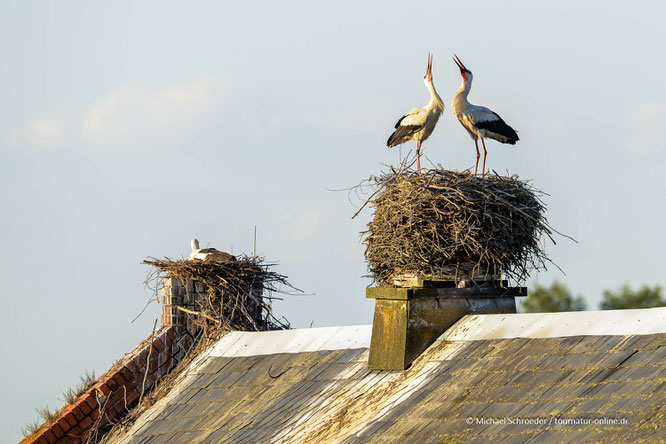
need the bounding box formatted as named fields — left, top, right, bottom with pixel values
left=521, top=281, right=587, bottom=313
left=600, top=284, right=665, bottom=310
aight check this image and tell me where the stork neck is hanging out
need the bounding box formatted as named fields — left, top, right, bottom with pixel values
left=426, top=81, right=444, bottom=109
left=453, top=80, right=473, bottom=113
left=455, top=79, right=472, bottom=100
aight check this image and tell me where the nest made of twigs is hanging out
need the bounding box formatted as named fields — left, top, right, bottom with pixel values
left=361, top=168, right=559, bottom=285
left=143, top=256, right=293, bottom=331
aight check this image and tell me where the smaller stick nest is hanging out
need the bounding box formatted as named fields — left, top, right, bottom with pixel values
left=362, top=169, right=556, bottom=285
left=143, top=256, right=292, bottom=331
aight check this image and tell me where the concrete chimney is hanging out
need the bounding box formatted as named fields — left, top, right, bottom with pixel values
left=367, top=281, right=524, bottom=370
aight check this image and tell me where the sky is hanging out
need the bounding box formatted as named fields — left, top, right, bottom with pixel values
left=1, top=1, right=665, bottom=440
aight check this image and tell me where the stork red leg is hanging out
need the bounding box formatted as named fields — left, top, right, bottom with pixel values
left=474, top=139, right=480, bottom=176
left=416, top=141, right=422, bottom=174
left=481, top=138, right=488, bottom=178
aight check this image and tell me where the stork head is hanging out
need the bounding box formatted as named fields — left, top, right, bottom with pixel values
left=453, top=54, right=473, bottom=82
left=191, top=238, right=200, bottom=252
left=423, top=53, right=433, bottom=84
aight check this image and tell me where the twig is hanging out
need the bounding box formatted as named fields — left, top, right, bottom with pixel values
left=176, top=306, right=220, bottom=324
left=138, top=319, right=158, bottom=407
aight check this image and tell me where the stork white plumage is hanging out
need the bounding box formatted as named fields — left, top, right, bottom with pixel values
left=387, top=53, right=444, bottom=173
left=189, top=238, right=204, bottom=260
left=451, top=54, right=519, bottom=177
left=189, top=238, right=236, bottom=262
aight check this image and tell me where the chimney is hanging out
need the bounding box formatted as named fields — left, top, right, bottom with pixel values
left=161, top=277, right=207, bottom=335
left=367, top=279, right=524, bottom=370
left=159, top=270, right=268, bottom=332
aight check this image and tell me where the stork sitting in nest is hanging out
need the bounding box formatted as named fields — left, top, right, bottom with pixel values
left=188, top=238, right=236, bottom=263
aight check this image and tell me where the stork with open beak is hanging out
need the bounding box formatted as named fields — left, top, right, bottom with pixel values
left=451, top=54, right=519, bottom=177
left=387, top=53, right=444, bottom=173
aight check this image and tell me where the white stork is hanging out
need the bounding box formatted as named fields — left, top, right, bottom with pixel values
left=387, top=53, right=444, bottom=173
left=188, top=238, right=236, bottom=262
left=451, top=54, right=519, bottom=177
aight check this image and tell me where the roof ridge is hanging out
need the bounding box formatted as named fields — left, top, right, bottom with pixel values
left=443, top=306, right=666, bottom=341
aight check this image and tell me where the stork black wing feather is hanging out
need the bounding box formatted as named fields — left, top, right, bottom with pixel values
left=394, top=114, right=408, bottom=129
left=387, top=125, right=421, bottom=147
left=475, top=114, right=519, bottom=145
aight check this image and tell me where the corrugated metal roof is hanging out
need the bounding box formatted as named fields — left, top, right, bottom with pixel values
left=110, top=309, right=666, bottom=443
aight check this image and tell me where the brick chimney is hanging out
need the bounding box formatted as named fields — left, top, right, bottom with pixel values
left=161, top=275, right=267, bottom=332
left=161, top=278, right=207, bottom=334
left=367, top=279, right=525, bottom=370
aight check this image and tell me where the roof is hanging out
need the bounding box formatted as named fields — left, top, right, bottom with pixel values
left=110, top=308, right=666, bottom=443
left=20, top=326, right=194, bottom=444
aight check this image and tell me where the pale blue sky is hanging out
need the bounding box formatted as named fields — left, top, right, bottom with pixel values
left=2, top=1, right=665, bottom=440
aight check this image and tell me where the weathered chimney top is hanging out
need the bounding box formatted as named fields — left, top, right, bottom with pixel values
left=367, top=280, right=525, bottom=370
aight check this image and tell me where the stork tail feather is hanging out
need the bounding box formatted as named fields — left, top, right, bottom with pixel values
left=387, top=125, right=421, bottom=147
left=475, top=118, right=519, bottom=145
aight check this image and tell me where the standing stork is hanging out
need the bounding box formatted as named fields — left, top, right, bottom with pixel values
left=387, top=53, right=444, bottom=173
left=451, top=54, right=519, bottom=177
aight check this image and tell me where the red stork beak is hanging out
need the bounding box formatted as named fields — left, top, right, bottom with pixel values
left=453, top=54, right=467, bottom=74
left=426, top=53, right=433, bottom=76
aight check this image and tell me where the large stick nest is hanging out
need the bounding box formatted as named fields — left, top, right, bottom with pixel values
left=361, top=168, right=559, bottom=285
left=142, top=256, right=293, bottom=331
